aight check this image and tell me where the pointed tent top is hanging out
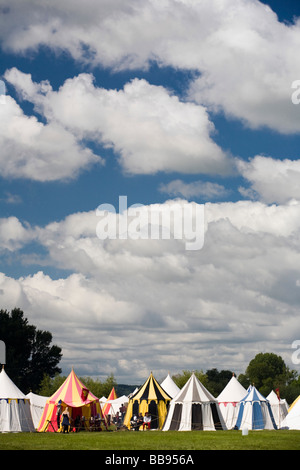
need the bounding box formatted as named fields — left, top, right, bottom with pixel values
left=131, top=372, right=172, bottom=402
left=217, top=375, right=247, bottom=403
left=240, top=385, right=268, bottom=403
left=0, top=366, right=26, bottom=399
left=172, top=372, right=216, bottom=404
left=102, top=387, right=118, bottom=415
left=47, top=368, right=99, bottom=407
left=160, top=373, right=180, bottom=399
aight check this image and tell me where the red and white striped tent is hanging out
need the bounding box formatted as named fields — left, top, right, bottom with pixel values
left=37, top=368, right=104, bottom=432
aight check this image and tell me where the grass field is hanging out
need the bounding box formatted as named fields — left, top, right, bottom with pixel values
left=0, top=429, right=299, bottom=451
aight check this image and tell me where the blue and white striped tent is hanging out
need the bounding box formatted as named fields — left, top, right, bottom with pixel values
left=235, top=386, right=277, bottom=430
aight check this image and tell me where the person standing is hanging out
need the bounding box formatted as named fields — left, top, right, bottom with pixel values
left=61, top=407, right=70, bottom=433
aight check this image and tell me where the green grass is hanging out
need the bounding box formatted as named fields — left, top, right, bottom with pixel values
left=0, top=429, right=299, bottom=450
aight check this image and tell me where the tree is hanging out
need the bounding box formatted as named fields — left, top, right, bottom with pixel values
left=240, top=352, right=295, bottom=397
left=0, top=308, right=62, bottom=393
left=205, top=369, right=233, bottom=397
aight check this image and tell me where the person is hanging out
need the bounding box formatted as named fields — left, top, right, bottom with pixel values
left=61, top=407, right=70, bottom=433
left=56, top=400, right=62, bottom=430
left=131, top=412, right=143, bottom=431
left=119, top=403, right=126, bottom=421
left=142, top=412, right=151, bottom=430
left=74, top=414, right=80, bottom=432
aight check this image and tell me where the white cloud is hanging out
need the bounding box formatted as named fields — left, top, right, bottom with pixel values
left=1, top=0, right=300, bottom=133
left=238, top=156, right=300, bottom=204
left=5, top=69, right=232, bottom=176
left=1, top=199, right=300, bottom=381
left=0, top=216, right=32, bottom=251
left=0, top=93, right=101, bottom=181
left=159, top=179, right=229, bottom=200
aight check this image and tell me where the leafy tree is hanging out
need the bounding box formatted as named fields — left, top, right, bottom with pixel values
left=0, top=308, right=62, bottom=393
left=205, top=369, right=233, bottom=397
left=239, top=352, right=296, bottom=397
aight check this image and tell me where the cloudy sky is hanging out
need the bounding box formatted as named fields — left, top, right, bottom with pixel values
left=1, top=0, right=300, bottom=386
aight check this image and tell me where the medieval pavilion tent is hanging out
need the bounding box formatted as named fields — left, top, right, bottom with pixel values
left=0, top=365, right=35, bottom=432
left=26, top=391, right=49, bottom=429
left=123, top=372, right=171, bottom=430
left=37, top=368, right=104, bottom=432
left=162, top=373, right=226, bottom=431
left=102, top=387, right=118, bottom=417
left=280, top=394, right=300, bottom=430
left=266, top=390, right=288, bottom=429
left=234, top=386, right=277, bottom=430
left=217, top=374, right=247, bottom=429
left=160, top=373, right=180, bottom=399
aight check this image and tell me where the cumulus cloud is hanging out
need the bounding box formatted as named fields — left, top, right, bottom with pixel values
left=5, top=68, right=232, bottom=176
left=0, top=92, right=101, bottom=181
left=159, top=179, right=229, bottom=200
left=1, top=0, right=300, bottom=133
left=1, top=199, right=300, bottom=381
left=238, top=156, right=300, bottom=204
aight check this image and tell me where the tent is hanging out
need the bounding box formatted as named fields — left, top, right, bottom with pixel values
left=102, top=387, right=118, bottom=417
left=160, top=373, right=180, bottom=399
left=0, top=365, right=35, bottom=432
left=37, top=368, right=105, bottom=432
left=280, top=394, right=300, bottom=430
left=123, top=372, right=171, bottom=430
left=26, top=392, right=49, bottom=429
left=266, top=390, right=288, bottom=428
left=235, top=386, right=277, bottom=430
left=162, top=373, right=226, bottom=431
left=104, top=395, right=129, bottom=419
left=217, top=375, right=247, bottom=429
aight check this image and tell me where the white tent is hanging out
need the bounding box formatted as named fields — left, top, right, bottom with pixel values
left=26, top=392, right=49, bottom=429
left=280, top=395, right=300, bottom=430
left=162, top=373, right=226, bottom=431
left=217, top=375, right=247, bottom=429
left=266, top=390, right=288, bottom=428
left=105, top=395, right=129, bottom=417
left=235, top=386, right=277, bottom=430
left=0, top=366, right=35, bottom=432
left=160, top=373, right=180, bottom=399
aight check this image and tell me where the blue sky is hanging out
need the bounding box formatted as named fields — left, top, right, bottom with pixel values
left=1, top=0, right=300, bottom=385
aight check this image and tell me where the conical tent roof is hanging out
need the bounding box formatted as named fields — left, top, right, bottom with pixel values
left=266, top=390, right=288, bottom=428
left=235, top=385, right=277, bottom=430
left=240, top=386, right=267, bottom=403
left=281, top=393, right=300, bottom=430
left=102, top=387, right=118, bottom=416
left=163, top=373, right=226, bottom=431
left=123, top=372, right=171, bottom=430
left=0, top=366, right=35, bottom=432
left=48, top=368, right=99, bottom=407
left=172, top=373, right=217, bottom=404
left=0, top=366, right=26, bottom=399
left=131, top=372, right=172, bottom=403
left=217, top=375, right=247, bottom=403
left=160, top=373, right=180, bottom=399
left=37, top=369, right=103, bottom=432
left=217, top=375, right=247, bottom=430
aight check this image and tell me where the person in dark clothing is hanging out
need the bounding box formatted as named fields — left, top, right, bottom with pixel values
left=61, top=407, right=70, bottom=433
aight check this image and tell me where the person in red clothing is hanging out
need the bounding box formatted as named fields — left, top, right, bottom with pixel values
left=142, top=412, right=151, bottom=430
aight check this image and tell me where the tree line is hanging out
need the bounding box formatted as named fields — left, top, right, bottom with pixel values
left=1, top=308, right=300, bottom=403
